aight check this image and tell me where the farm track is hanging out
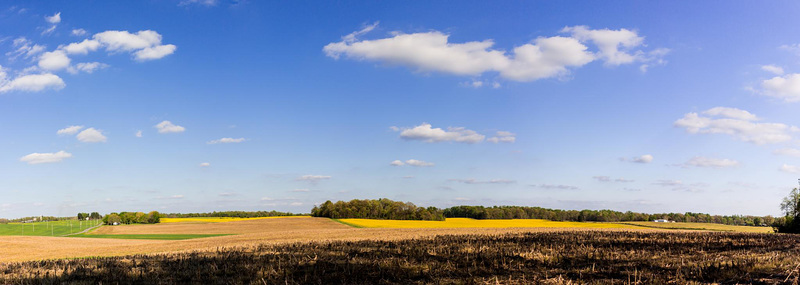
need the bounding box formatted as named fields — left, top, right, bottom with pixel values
left=2, top=230, right=800, bottom=284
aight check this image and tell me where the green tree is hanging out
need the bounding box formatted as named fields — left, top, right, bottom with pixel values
left=777, top=187, right=800, bottom=233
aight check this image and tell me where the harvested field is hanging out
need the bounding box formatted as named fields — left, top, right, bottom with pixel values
left=2, top=231, right=800, bottom=284
left=159, top=216, right=309, bottom=223
left=0, top=217, right=649, bottom=263
left=620, top=221, right=774, bottom=233
left=339, top=217, right=643, bottom=229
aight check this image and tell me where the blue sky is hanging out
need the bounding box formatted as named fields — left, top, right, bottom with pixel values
left=2, top=1, right=800, bottom=218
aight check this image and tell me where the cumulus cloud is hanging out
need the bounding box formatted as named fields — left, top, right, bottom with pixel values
left=535, top=184, right=579, bottom=190
left=38, top=50, right=71, bottom=70
left=45, top=12, right=61, bottom=24
left=71, top=29, right=87, bottom=36
left=394, top=123, right=486, bottom=143
left=674, top=107, right=796, bottom=144
left=76, top=128, right=107, bottom=143
left=621, top=154, right=653, bottom=163
left=324, top=24, right=665, bottom=82
left=762, top=65, right=784, bottom=75
left=0, top=73, right=65, bottom=93
left=486, top=131, right=516, bottom=143
left=391, top=159, right=436, bottom=167
left=135, top=130, right=142, bottom=138
left=781, top=164, right=800, bottom=174
left=62, top=39, right=101, bottom=55
left=155, top=120, right=185, bottom=133
left=774, top=148, right=800, bottom=157
left=683, top=156, right=739, bottom=168
left=297, top=175, right=332, bottom=183
left=760, top=73, right=800, bottom=102
left=199, top=162, right=210, bottom=167
left=448, top=178, right=515, bottom=184
left=93, top=30, right=176, bottom=61
left=57, top=125, right=84, bottom=135
left=207, top=137, right=246, bottom=144
left=20, top=150, right=72, bottom=164
left=67, top=62, right=109, bottom=74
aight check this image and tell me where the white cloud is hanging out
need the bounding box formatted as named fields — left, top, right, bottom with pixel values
left=774, top=148, right=800, bottom=157
left=135, top=130, right=142, bottom=138
left=199, top=162, right=210, bottom=167
left=674, top=107, right=796, bottom=144
left=486, top=131, right=516, bottom=143
left=592, top=176, right=611, bottom=182
left=6, top=37, right=46, bottom=60
left=701, top=107, right=759, bottom=121
left=20, top=150, right=72, bottom=164
left=93, top=30, right=176, bottom=61
left=760, top=73, right=800, bottom=102
left=62, top=39, right=101, bottom=55
left=71, top=29, right=87, bottom=36
left=562, top=26, right=644, bottom=66
left=324, top=24, right=664, bottom=82
left=179, top=0, right=218, bottom=6
left=615, top=178, right=635, bottom=182
left=536, top=184, right=579, bottom=190
left=155, top=120, right=185, bottom=133
left=628, top=154, right=653, bottom=163
left=0, top=73, right=65, bottom=93
left=404, top=159, right=434, bottom=167
left=207, top=137, right=246, bottom=144
left=684, top=156, right=739, bottom=168
left=780, top=164, right=800, bottom=174
left=449, top=178, right=515, bottom=184
left=45, top=12, right=61, bottom=24
left=76, top=127, right=107, bottom=143
left=653, top=180, right=682, bottom=186
left=297, top=175, right=332, bottom=183
left=292, top=189, right=310, bottom=192
left=133, top=44, right=177, bottom=61
left=38, top=50, right=71, bottom=70
left=57, top=125, right=84, bottom=135
left=762, top=65, right=784, bottom=75
left=67, top=62, right=109, bottom=74
left=395, top=123, right=485, bottom=143
left=390, top=160, right=404, bottom=166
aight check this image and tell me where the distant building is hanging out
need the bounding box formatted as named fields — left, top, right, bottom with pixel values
left=653, top=219, right=674, bottom=223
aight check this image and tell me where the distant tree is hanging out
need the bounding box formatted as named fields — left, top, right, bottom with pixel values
left=776, top=187, right=800, bottom=233
left=105, top=213, right=121, bottom=224
left=90, top=212, right=101, bottom=220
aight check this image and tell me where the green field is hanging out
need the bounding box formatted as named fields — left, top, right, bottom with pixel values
left=0, top=220, right=102, bottom=237
left=71, top=234, right=230, bottom=240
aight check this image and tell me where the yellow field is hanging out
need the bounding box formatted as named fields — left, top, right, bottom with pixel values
left=160, top=216, right=309, bottom=223
left=619, top=221, right=774, bottom=233
left=339, top=218, right=642, bottom=229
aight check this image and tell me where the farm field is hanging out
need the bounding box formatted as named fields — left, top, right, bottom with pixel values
left=0, top=220, right=101, bottom=237
left=338, top=217, right=643, bottom=229
left=160, top=216, right=309, bottom=223
left=620, top=221, right=774, bottom=233
left=3, top=230, right=800, bottom=284
left=0, top=216, right=655, bottom=263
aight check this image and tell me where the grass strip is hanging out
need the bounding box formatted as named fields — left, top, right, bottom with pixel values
left=331, top=219, right=364, bottom=228
left=69, top=234, right=231, bottom=240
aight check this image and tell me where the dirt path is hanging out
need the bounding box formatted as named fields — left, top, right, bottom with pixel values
left=63, top=222, right=103, bottom=236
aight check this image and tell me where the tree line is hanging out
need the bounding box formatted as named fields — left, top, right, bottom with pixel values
left=77, top=212, right=102, bottom=220
left=308, top=198, right=778, bottom=226
left=163, top=210, right=302, bottom=218
left=311, top=199, right=445, bottom=220
left=102, top=211, right=161, bottom=225
left=442, top=205, right=778, bottom=226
